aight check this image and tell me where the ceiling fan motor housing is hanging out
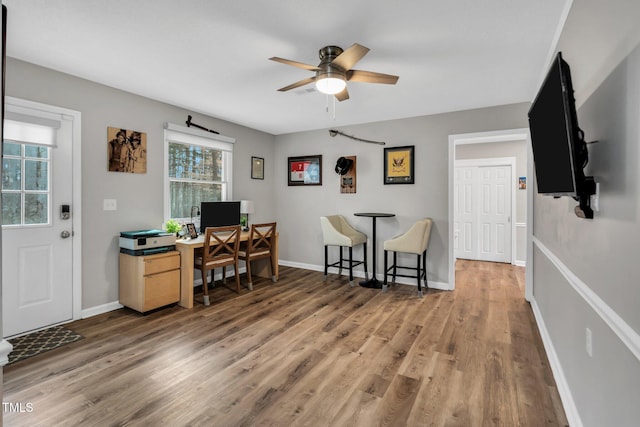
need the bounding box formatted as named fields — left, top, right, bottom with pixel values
left=319, top=46, right=344, bottom=60
left=317, top=45, right=346, bottom=79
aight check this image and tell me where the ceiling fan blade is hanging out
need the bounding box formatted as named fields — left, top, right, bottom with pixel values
left=269, top=57, right=320, bottom=71
left=277, top=76, right=317, bottom=92
left=332, top=43, right=370, bottom=71
left=347, top=69, right=399, bottom=85
left=335, top=87, right=350, bottom=102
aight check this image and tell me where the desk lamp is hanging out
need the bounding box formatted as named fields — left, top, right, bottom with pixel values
left=240, top=200, right=254, bottom=231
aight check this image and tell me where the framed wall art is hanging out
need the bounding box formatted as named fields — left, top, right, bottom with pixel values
left=107, top=127, right=147, bottom=173
left=336, top=156, right=356, bottom=194
left=288, top=155, right=322, bottom=186
left=519, top=176, right=527, bottom=190
left=384, top=145, right=414, bottom=184
left=251, top=156, right=264, bottom=180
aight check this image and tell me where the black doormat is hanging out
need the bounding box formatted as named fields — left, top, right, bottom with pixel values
left=7, top=325, right=83, bottom=365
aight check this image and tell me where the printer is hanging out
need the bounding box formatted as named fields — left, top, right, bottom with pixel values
left=119, top=229, right=176, bottom=256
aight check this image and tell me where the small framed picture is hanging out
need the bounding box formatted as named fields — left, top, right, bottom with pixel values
left=186, top=223, right=198, bottom=239
left=288, top=155, right=322, bottom=186
left=251, top=156, right=264, bottom=180
left=519, top=176, right=527, bottom=189
left=384, top=145, right=415, bottom=184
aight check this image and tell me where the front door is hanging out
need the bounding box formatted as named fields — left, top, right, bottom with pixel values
left=2, top=102, right=75, bottom=337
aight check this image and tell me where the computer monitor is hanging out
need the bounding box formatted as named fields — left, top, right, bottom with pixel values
left=200, top=201, right=241, bottom=233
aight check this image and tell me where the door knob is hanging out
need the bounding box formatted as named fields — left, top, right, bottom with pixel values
left=60, top=230, right=71, bottom=238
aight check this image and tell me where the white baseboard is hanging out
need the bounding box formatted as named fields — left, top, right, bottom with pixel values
left=530, top=298, right=583, bottom=427
left=279, top=260, right=323, bottom=272
left=514, top=260, right=526, bottom=267
left=278, top=260, right=451, bottom=290
left=384, top=276, right=451, bottom=291
left=82, top=301, right=123, bottom=319
left=80, top=262, right=451, bottom=319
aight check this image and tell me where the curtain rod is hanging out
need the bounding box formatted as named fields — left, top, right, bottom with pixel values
left=186, top=115, right=219, bottom=134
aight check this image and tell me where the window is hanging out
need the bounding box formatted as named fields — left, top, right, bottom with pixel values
left=2, top=117, right=58, bottom=227
left=2, top=141, right=50, bottom=226
left=164, top=123, right=235, bottom=222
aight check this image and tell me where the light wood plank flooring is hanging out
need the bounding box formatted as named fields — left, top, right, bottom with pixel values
left=3, top=260, right=568, bottom=426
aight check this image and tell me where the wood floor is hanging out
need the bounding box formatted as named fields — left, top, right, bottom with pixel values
left=3, top=260, right=568, bottom=426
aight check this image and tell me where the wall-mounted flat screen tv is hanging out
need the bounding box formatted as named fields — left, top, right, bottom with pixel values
left=528, top=52, right=588, bottom=197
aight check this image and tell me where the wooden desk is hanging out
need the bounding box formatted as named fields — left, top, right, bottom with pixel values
left=175, top=231, right=278, bottom=308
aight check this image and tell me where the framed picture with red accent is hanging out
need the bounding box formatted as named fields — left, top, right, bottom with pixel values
left=288, top=155, right=322, bottom=186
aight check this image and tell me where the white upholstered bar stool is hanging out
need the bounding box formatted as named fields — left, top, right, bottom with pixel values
left=382, top=217, right=433, bottom=297
left=320, top=215, right=369, bottom=286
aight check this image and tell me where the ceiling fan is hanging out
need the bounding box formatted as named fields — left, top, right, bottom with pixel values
left=269, top=43, right=399, bottom=101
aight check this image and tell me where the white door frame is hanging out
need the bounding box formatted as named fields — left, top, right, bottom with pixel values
left=448, top=128, right=533, bottom=301
left=455, top=157, right=516, bottom=263
left=5, top=96, right=83, bottom=322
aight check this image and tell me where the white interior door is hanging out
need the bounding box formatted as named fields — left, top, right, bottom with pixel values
left=454, top=160, right=513, bottom=264
left=454, top=166, right=476, bottom=259
left=477, top=165, right=512, bottom=263
left=2, top=104, right=75, bottom=338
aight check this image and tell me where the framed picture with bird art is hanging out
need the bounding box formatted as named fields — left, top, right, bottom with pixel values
left=384, top=145, right=414, bottom=184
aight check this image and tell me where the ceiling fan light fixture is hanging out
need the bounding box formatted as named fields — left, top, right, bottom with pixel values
left=271, top=43, right=398, bottom=101
left=315, top=75, right=346, bottom=95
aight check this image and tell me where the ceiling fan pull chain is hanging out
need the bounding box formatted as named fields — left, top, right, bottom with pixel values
left=332, top=96, right=336, bottom=120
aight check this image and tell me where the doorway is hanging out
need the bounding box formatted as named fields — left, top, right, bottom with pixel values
left=2, top=97, right=82, bottom=337
left=448, top=128, right=534, bottom=301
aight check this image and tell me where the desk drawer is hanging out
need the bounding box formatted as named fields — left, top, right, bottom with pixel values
left=144, top=252, right=180, bottom=275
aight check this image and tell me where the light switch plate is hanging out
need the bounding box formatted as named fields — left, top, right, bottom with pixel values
left=103, top=199, right=117, bottom=211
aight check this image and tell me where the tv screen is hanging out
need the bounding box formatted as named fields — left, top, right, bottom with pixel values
left=200, top=201, right=241, bottom=233
left=528, top=52, right=585, bottom=196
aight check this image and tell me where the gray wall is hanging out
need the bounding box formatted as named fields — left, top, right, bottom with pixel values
left=5, top=57, right=529, bottom=306
left=531, top=1, right=640, bottom=426
left=5, top=58, right=276, bottom=310
left=274, top=104, right=529, bottom=286
left=456, top=140, right=528, bottom=264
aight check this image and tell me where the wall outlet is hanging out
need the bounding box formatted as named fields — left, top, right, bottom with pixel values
left=103, top=199, right=117, bottom=211
left=586, top=327, right=593, bottom=357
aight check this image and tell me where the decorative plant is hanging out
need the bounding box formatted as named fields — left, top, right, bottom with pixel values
left=164, top=219, right=182, bottom=234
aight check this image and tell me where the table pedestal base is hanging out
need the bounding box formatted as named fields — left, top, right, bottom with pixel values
left=359, top=277, right=383, bottom=289
left=353, top=212, right=395, bottom=292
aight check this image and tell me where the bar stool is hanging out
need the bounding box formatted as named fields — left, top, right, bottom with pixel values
left=320, top=215, right=368, bottom=286
left=383, top=218, right=433, bottom=297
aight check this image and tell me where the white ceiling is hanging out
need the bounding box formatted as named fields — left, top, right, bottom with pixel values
left=3, top=0, right=569, bottom=135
